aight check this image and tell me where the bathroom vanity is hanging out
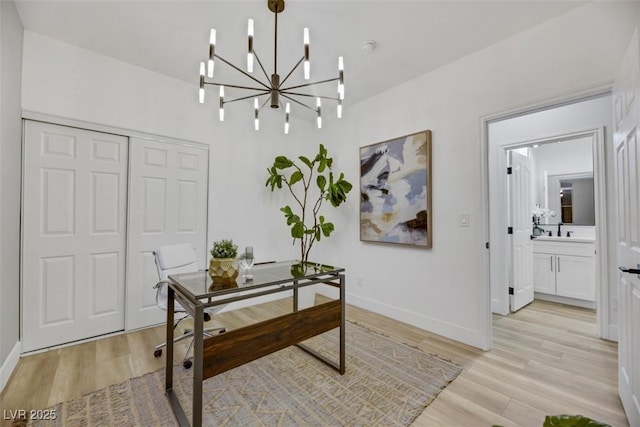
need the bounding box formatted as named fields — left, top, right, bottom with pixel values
left=532, top=236, right=596, bottom=306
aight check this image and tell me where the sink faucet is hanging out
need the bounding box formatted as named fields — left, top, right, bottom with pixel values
left=557, top=222, right=563, bottom=237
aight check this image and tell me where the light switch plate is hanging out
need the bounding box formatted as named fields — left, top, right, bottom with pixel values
left=460, top=213, right=470, bottom=227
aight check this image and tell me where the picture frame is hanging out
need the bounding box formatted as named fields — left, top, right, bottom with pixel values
left=359, top=129, right=432, bottom=248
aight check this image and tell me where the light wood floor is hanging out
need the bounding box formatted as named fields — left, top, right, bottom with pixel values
left=0, top=298, right=627, bottom=427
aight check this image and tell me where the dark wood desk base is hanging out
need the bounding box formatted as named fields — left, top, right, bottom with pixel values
left=203, top=299, right=343, bottom=378
left=165, top=271, right=345, bottom=427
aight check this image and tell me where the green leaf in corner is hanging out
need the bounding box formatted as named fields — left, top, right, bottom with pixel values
left=320, top=221, right=334, bottom=237
left=317, top=159, right=326, bottom=173
left=289, top=170, right=303, bottom=186
left=543, top=415, right=611, bottom=427
left=274, top=156, right=293, bottom=169
left=298, top=155, right=313, bottom=169
left=291, top=222, right=304, bottom=239
left=265, top=168, right=284, bottom=191
left=286, top=214, right=300, bottom=226
left=316, top=175, right=327, bottom=191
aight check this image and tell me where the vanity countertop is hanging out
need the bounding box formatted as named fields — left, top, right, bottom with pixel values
left=533, top=236, right=595, bottom=243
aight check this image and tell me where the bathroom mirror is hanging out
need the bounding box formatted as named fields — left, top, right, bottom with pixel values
left=531, top=136, right=595, bottom=226
left=545, top=173, right=595, bottom=225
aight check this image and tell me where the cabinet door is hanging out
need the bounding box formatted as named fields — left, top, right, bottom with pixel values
left=555, top=255, right=596, bottom=301
left=533, top=253, right=555, bottom=294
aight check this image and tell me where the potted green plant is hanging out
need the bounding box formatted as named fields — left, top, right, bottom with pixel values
left=209, top=239, right=239, bottom=284
left=265, top=144, right=352, bottom=263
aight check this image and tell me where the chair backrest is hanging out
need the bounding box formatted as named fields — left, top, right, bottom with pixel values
left=153, top=243, right=199, bottom=312
left=154, top=243, right=199, bottom=281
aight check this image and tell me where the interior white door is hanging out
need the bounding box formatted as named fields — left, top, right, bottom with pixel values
left=613, top=30, right=640, bottom=427
left=126, top=137, right=209, bottom=330
left=509, top=151, right=534, bottom=312
left=22, top=121, right=128, bottom=352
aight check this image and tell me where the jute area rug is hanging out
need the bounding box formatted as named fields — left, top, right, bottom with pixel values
left=29, top=322, right=462, bottom=427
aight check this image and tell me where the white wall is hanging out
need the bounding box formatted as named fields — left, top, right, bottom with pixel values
left=17, top=1, right=639, bottom=351
left=0, top=0, right=23, bottom=391
left=21, top=31, right=315, bottom=267
left=320, top=1, right=636, bottom=349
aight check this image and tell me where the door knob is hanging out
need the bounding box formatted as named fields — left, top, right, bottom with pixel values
left=618, top=266, right=640, bottom=275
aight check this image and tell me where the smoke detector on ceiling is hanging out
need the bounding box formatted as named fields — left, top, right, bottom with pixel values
left=361, top=40, right=377, bottom=54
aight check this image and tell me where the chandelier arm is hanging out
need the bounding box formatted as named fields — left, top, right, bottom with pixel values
left=281, top=92, right=340, bottom=102
left=223, top=91, right=271, bottom=105
left=252, top=50, right=272, bottom=85
left=259, top=97, right=271, bottom=112
left=282, top=77, right=340, bottom=91
left=281, top=93, right=318, bottom=113
left=205, top=82, right=270, bottom=92
left=278, top=56, right=305, bottom=89
left=214, top=54, right=270, bottom=90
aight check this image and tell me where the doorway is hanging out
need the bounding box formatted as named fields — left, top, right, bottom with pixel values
left=486, top=93, right=614, bottom=341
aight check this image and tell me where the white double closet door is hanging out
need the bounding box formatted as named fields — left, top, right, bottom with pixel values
left=22, top=121, right=208, bottom=352
left=126, top=136, right=209, bottom=330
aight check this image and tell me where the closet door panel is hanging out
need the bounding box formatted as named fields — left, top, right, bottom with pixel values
left=22, top=121, right=128, bottom=352
left=126, top=137, right=209, bottom=330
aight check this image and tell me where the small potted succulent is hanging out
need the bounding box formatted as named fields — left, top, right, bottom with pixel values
left=209, top=239, right=238, bottom=284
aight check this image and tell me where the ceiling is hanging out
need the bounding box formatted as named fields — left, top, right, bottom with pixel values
left=15, top=0, right=586, bottom=118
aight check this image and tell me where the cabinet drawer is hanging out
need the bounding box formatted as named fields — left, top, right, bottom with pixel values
left=533, top=240, right=595, bottom=257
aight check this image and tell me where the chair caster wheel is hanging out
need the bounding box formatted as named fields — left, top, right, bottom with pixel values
left=183, top=359, right=192, bottom=369
left=204, top=313, right=211, bottom=322
left=219, top=328, right=226, bottom=334
left=154, top=349, right=162, bottom=358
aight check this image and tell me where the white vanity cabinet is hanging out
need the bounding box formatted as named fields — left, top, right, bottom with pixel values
left=532, top=239, right=596, bottom=302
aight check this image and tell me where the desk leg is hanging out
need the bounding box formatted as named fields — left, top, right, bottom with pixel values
left=340, top=274, right=345, bottom=375
left=166, top=287, right=174, bottom=391
left=193, top=305, right=204, bottom=427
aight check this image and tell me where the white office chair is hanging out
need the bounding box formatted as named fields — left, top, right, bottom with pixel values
left=152, top=243, right=225, bottom=369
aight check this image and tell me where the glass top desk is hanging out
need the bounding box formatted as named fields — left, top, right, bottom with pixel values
left=164, top=260, right=346, bottom=427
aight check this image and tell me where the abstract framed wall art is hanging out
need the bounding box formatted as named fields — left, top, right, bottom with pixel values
left=359, top=130, right=432, bottom=248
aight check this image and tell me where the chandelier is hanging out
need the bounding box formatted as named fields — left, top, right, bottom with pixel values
left=198, top=0, right=344, bottom=133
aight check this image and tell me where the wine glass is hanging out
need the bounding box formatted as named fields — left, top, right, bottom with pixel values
left=238, top=246, right=254, bottom=281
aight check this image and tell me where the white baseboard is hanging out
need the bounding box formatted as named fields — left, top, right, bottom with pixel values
left=0, top=341, right=21, bottom=394
left=346, top=293, right=490, bottom=350
left=534, top=293, right=596, bottom=309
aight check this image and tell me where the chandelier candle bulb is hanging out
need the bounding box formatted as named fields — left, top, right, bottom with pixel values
left=208, top=29, right=216, bottom=77
left=199, top=62, right=205, bottom=103
left=254, top=98, right=259, bottom=131
left=247, top=19, right=254, bottom=73
left=285, top=102, right=290, bottom=134
left=337, top=100, right=342, bottom=119
left=338, top=56, right=344, bottom=99
left=218, top=86, right=224, bottom=121
left=316, top=97, right=322, bottom=129
left=303, top=28, right=310, bottom=79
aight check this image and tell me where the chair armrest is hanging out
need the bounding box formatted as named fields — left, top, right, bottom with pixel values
left=154, top=280, right=171, bottom=289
